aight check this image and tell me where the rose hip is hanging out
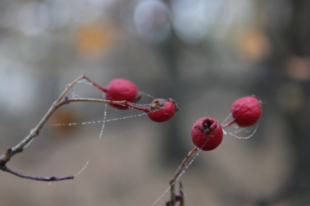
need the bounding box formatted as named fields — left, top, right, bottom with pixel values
left=225, top=96, right=263, bottom=127
left=128, top=98, right=179, bottom=122
left=191, top=117, right=223, bottom=151
left=105, top=79, right=141, bottom=109
left=147, top=98, right=179, bottom=122
left=86, top=78, right=141, bottom=109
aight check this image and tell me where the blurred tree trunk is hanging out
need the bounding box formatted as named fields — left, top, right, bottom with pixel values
left=254, top=0, right=310, bottom=205
left=158, top=27, right=189, bottom=166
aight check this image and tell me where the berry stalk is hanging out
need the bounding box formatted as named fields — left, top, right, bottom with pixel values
left=223, top=96, right=263, bottom=128
left=222, top=118, right=236, bottom=128
left=82, top=76, right=141, bottom=109
left=83, top=75, right=108, bottom=92
left=126, top=102, right=150, bottom=112
left=127, top=98, right=179, bottom=122
left=169, top=147, right=199, bottom=185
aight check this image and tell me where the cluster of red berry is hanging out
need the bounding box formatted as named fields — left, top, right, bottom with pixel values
left=95, top=78, right=262, bottom=151
left=191, top=96, right=263, bottom=151
left=89, top=78, right=179, bottom=122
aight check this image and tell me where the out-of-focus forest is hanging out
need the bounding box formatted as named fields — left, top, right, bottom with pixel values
left=0, top=0, right=310, bottom=205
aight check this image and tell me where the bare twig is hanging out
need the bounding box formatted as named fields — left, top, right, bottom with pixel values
left=56, top=74, right=86, bottom=103
left=167, top=183, right=176, bottom=206
left=0, top=75, right=147, bottom=182
left=166, top=182, right=184, bottom=206
left=179, top=182, right=184, bottom=206
left=169, top=147, right=199, bottom=186
left=0, top=165, right=74, bottom=182
left=67, top=98, right=127, bottom=105
left=166, top=148, right=199, bottom=206
left=166, top=148, right=198, bottom=206
left=82, top=75, right=107, bottom=93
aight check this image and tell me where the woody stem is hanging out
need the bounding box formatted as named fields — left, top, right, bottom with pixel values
left=169, top=147, right=199, bottom=185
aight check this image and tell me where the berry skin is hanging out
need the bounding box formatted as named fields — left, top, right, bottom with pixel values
left=191, top=117, right=223, bottom=151
left=105, top=79, right=140, bottom=109
left=83, top=76, right=141, bottom=109
left=230, top=96, right=262, bottom=127
left=147, top=98, right=179, bottom=122
left=128, top=98, right=179, bottom=122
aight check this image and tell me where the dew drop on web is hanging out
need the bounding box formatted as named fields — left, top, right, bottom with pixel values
left=77, top=79, right=92, bottom=86
left=50, top=90, right=152, bottom=128
left=224, top=123, right=259, bottom=139
left=98, top=103, right=107, bottom=139
left=221, top=112, right=260, bottom=139
left=222, top=113, right=232, bottom=125
left=22, top=81, right=159, bottom=188
left=47, top=160, right=89, bottom=186
left=139, top=91, right=155, bottom=99
left=74, top=160, right=90, bottom=177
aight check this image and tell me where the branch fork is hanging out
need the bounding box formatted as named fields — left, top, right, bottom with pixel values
left=0, top=75, right=145, bottom=182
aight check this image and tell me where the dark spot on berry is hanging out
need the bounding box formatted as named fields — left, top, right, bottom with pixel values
left=150, top=99, right=165, bottom=111
left=191, top=117, right=223, bottom=151
left=146, top=98, right=178, bottom=122
left=203, top=120, right=212, bottom=133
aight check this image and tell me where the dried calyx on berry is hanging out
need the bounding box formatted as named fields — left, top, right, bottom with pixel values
left=191, top=117, right=223, bottom=151
left=86, top=77, right=141, bottom=109
left=224, top=95, right=263, bottom=127
left=147, top=98, right=179, bottom=122
left=128, top=98, right=179, bottom=122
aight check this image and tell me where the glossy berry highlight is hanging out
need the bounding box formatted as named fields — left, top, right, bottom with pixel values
left=227, top=96, right=262, bottom=127
left=128, top=98, right=179, bottom=122
left=191, top=117, right=223, bottom=151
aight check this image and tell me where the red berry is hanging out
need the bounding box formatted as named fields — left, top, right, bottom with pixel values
left=230, top=96, right=262, bottom=127
left=147, top=98, right=179, bottom=122
left=105, top=79, right=140, bottom=109
left=191, top=117, right=223, bottom=151
left=127, top=98, right=179, bottom=122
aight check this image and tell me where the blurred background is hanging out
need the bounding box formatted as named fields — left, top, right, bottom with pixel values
left=0, top=0, right=310, bottom=205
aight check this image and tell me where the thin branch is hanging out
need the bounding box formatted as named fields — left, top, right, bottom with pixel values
left=67, top=98, right=127, bottom=105
left=168, top=183, right=176, bottom=206
left=169, top=147, right=199, bottom=185
left=0, top=98, right=134, bottom=166
left=0, top=165, right=74, bottom=182
left=82, top=75, right=108, bottom=93
left=179, top=182, right=184, bottom=206
left=166, top=182, right=184, bottom=206
left=0, top=98, right=67, bottom=165
left=166, top=147, right=199, bottom=206
left=0, top=75, right=150, bottom=182
left=56, top=74, right=86, bottom=103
